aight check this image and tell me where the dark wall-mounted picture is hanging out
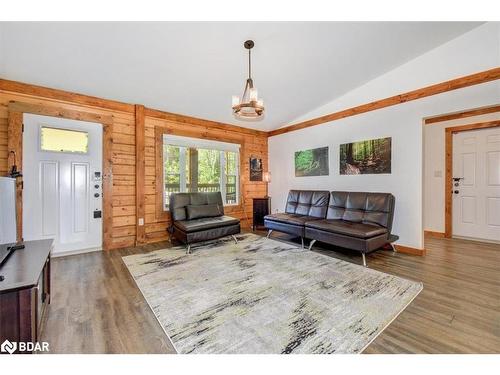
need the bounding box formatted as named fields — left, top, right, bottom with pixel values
left=294, top=147, right=329, bottom=177
left=249, top=157, right=263, bottom=181
left=340, top=137, right=392, bottom=175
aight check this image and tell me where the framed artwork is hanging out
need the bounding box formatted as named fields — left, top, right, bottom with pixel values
left=249, top=157, right=263, bottom=181
left=294, top=146, right=329, bottom=177
left=340, top=137, right=391, bottom=175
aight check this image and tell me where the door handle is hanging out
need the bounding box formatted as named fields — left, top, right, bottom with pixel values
left=453, top=190, right=460, bottom=194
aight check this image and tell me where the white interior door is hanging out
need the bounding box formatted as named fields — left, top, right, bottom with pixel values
left=23, top=114, right=103, bottom=255
left=452, top=127, right=500, bottom=242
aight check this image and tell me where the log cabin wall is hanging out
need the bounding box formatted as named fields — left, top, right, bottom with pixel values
left=143, top=111, right=268, bottom=244
left=0, top=80, right=269, bottom=249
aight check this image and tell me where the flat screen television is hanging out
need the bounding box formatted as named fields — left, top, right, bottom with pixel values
left=0, top=177, right=17, bottom=265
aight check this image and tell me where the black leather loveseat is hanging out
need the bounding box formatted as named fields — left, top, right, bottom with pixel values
left=168, top=192, right=240, bottom=254
left=263, top=190, right=330, bottom=248
left=264, top=190, right=397, bottom=266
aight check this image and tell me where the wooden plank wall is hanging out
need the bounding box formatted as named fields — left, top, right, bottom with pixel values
left=143, top=114, right=268, bottom=243
left=0, top=90, right=137, bottom=249
left=0, top=88, right=269, bottom=248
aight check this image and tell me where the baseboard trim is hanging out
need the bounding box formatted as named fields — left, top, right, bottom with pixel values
left=424, top=230, right=446, bottom=238
left=394, top=244, right=426, bottom=256
left=51, top=246, right=102, bottom=258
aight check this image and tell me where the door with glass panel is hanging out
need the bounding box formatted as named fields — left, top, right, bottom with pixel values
left=23, top=114, right=103, bottom=255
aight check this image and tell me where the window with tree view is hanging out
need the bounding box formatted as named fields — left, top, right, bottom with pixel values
left=163, top=136, right=240, bottom=210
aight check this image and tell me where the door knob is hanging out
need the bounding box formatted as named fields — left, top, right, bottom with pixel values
left=453, top=190, right=459, bottom=194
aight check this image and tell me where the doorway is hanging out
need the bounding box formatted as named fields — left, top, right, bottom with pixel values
left=22, top=114, right=103, bottom=255
left=450, top=125, right=500, bottom=242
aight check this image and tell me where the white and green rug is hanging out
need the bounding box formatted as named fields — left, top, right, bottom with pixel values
left=122, top=233, right=422, bottom=354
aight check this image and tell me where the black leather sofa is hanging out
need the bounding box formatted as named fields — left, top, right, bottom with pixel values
left=168, top=192, right=240, bottom=254
left=263, top=190, right=330, bottom=248
left=264, top=190, right=397, bottom=266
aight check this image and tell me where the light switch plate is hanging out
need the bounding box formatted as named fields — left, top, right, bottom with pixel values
left=434, top=170, right=442, bottom=177
left=138, top=218, right=144, bottom=226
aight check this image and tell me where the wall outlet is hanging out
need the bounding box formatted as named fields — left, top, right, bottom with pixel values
left=138, top=218, right=144, bottom=226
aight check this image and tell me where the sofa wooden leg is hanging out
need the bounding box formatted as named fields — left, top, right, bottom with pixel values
left=362, top=253, right=367, bottom=267
left=186, top=244, right=191, bottom=254
left=231, top=235, right=238, bottom=244
left=266, top=230, right=273, bottom=239
left=308, top=239, right=316, bottom=250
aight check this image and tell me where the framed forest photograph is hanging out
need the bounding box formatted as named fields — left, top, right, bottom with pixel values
left=294, top=146, right=329, bottom=177
left=249, top=157, right=263, bottom=181
left=340, top=137, right=391, bottom=175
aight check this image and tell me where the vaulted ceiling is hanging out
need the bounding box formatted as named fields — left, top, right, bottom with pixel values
left=0, top=22, right=482, bottom=131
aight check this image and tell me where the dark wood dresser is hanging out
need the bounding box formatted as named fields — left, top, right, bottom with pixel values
left=252, top=197, right=271, bottom=231
left=0, top=239, right=52, bottom=353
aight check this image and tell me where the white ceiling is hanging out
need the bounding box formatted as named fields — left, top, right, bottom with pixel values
left=0, top=22, right=482, bottom=131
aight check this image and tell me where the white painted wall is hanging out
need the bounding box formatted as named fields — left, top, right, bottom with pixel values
left=269, top=23, right=500, bottom=249
left=0, top=23, right=5, bottom=75
left=423, top=112, right=500, bottom=233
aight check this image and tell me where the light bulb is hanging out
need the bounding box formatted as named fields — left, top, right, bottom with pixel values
left=232, top=95, right=240, bottom=107
left=249, top=88, right=258, bottom=101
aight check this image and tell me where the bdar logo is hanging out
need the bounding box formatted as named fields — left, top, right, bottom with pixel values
left=1, top=339, right=17, bottom=354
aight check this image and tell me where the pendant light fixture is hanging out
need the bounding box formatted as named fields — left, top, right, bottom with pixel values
left=232, top=40, right=264, bottom=120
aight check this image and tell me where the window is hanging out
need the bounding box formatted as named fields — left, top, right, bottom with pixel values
left=40, top=126, right=89, bottom=153
left=162, top=135, right=240, bottom=210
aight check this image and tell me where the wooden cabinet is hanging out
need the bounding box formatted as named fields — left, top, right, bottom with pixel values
left=0, top=240, right=52, bottom=353
left=252, top=198, right=271, bottom=231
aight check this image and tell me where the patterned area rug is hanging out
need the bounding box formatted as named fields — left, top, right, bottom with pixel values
left=123, top=233, right=422, bottom=354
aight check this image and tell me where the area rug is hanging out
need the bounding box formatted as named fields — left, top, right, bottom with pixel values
left=122, top=233, right=422, bottom=354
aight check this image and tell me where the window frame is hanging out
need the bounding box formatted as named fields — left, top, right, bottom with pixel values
left=155, top=127, right=244, bottom=221
left=39, top=125, right=90, bottom=154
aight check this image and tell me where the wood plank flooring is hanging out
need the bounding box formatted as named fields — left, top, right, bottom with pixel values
left=40, top=232, right=500, bottom=353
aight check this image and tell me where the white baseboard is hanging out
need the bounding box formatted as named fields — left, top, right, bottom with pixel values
left=50, top=246, right=102, bottom=258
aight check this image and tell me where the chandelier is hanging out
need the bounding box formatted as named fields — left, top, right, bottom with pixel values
left=232, top=40, right=264, bottom=120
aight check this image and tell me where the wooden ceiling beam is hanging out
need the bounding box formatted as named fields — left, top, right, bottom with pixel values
left=269, top=67, right=500, bottom=137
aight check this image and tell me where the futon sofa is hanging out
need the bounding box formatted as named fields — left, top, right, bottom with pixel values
left=263, top=190, right=330, bottom=248
left=264, top=190, right=397, bottom=266
left=168, top=192, right=240, bottom=254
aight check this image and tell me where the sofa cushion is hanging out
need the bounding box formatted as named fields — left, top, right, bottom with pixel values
left=174, top=215, right=240, bottom=233
left=169, top=192, right=224, bottom=221
left=284, top=190, right=330, bottom=218
left=327, top=191, right=395, bottom=229
left=264, top=213, right=323, bottom=226
left=185, top=204, right=222, bottom=220
left=305, top=219, right=387, bottom=239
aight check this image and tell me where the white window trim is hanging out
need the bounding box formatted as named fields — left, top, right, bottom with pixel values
left=162, top=135, right=240, bottom=210
left=163, top=134, right=241, bottom=152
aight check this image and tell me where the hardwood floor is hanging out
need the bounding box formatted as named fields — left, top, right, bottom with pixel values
left=40, top=232, right=500, bottom=354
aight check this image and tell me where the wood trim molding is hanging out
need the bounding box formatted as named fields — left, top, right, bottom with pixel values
left=8, top=101, right=114, bottom=124
left=269, top=67, right=500, bottom=137
left=145, top=107, right=267, bottom=137
left=444, top=120, right=500, bottom=238
left=0, top=78, right=134, bottom=113
left=8, top=111, right=23, bottom=241
left=155, top=127, right=170, bottom=223
left=7, top=101, right=114, bottom=250
left=424, top=104, right=500, bottom=125
left=135, top=105, right=146, bottom=245
left=424, top=230, right=446, bottom=238
left=394, top=244, right=426, bottom=256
